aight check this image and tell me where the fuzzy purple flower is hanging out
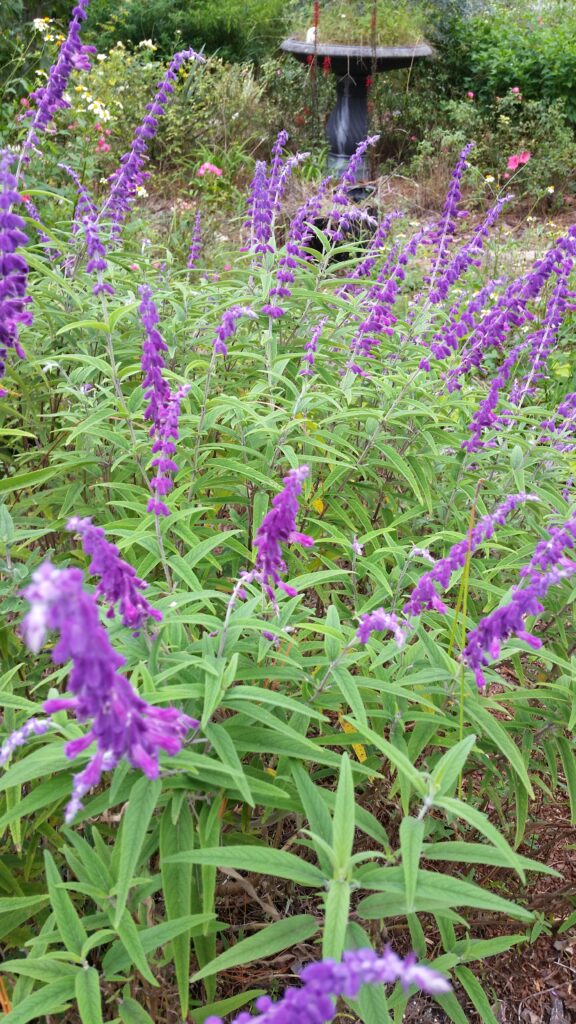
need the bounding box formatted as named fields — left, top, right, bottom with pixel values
left=403, top=493, right=537, bottom=617
left=21, top=195, right=62, bottom=261
left=462, top=341, right=528, bottom=453
left=212, top=305, right=257, bottom=357
left=357, top=609, right=408, bottom=646
left=539, top=392, right=576, bottom=452
left=0, top=152, right=31, bottom=394
left=60, top=163, right=112, bottom=289
left=253, top=466, right=314, bottom=605
left=463, top=514, right=576, bottom=689
left=444, top=228, right=576, bottom=391
left=263, top=177, right=330, bottom=316
left=425, top=279, right=498, bottom=365
left=102, top=48, right=204, bottom=236
left=347, top=210, right=401, bottom=285
left=15, top=562, right=197, bottom=821
left=244, top=161, right=273, bottom=254
left=21, top=0, right=95, bottom=162
left=187, top=210, right=202, bottom=270
left=326, top=136, right=380, bottom=242
left=428, top=194, right=508, bottom=305
left=139, top=285, right=189, bottom=516
left=0, top=718, right=52, bottom=767
left=268, top=132, right=309, bottom=214
left=140, top=283, right=172, bottom=426
left=148, top=382, right=190, bottom=516
left=66, top=517, right=162, bottom=632
left=300, top=318, right=325, bottom=377
left=348, top=228, right=426, bottom=374
left=425, top=142, right=474, bottom=289
left=513, top=237, right=576, bottom=405
left=205, top=946, right=450, bottom=1024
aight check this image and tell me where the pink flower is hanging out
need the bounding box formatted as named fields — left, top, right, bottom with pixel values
left=511, top=86, right=521, bottom=96
left=20, top=97, right=30, bottom=108
left=129, top=263, right=140, bottom=271
left=197, top=162, right=222, bottom=178
left=223, top=263, right=232, bottom=271
left=503, top=172, right=510, bottom=180
left=466, top=90, right=475, bottom=99
left=507, top=150, right=531, bottom=171
left=96, top=138, right=111, bottom=153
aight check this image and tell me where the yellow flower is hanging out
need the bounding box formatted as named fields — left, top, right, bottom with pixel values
left=547, top=185, right=555, bottom=194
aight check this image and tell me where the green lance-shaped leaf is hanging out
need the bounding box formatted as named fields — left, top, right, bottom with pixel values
left=0, top=978, right=76, bottom=1024
left=192, top=915, right=319, bottom=982
left=160, top=797, right=195, bottom=1018
left=166, top=845, right=326, bottom=887
left=44, top=850, right=87, bottom=957
left=399, top=817, right=425, bottom=914
left=332, top=753, right=355, bottom=873
left=113, top=776, right=161, bottom=927
left=75, top=967, right=104, bottom=1024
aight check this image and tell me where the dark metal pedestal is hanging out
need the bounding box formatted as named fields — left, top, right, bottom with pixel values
left=280, top=38, right=433, bottom=174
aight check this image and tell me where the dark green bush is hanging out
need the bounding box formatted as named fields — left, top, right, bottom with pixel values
left=431, top=2, right=576, bottom=122
left=81, top=0, right=290, bottom=62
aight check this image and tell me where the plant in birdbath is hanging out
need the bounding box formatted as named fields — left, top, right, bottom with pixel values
left=291, top=0, right=428, bottom=47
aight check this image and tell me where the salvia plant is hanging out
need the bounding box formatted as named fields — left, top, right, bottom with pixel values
left=0, top=2, right=575, bottom=1022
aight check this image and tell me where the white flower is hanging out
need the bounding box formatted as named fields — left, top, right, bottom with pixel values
left=547, top=185, right=555, bottom=194
left=136, top=185, right=148, bottom=198
left=138, top=39, right=157, bottom=51
left=97, top=54, right=107, bottom=62
left=484, top=174, right=495, bottom=183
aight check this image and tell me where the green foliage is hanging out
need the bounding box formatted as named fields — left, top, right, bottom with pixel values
left=431, top=1, right=576, bottom=122
left=290, top=0, right=427, bottom=46
left=83, top=0, right=289, bottom=62
left=1, top=13, right=576, bottom=1018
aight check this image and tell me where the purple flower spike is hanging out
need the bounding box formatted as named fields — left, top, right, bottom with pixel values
left=538, top=392, right=576, bottom=452
left=357, top=609, right=408, bottom=647
left=425, top=142, right=474, bottom=291
left=0, top=718, right=52, bottom=767
left=148, top=382, right=190, bottom=515
left=404, top=493, right=537, bottom=618
left=253, top=466, right=314, bottom=606
left=244, top=161, right=274, bottom=254
left=66, top=517, right=162, bottom=632
left=264, top=177, right=331, bottom=315
left=464, top=514, right=576, bottom=689
left=205, top=946, right=450, bottom=1024
left=300, top=318, right=326, bottom=377
left=462, top=341, right=528, bottom=453
left=17, top=562, right=198, bottom=821
left=187, top=210, right=202, bottom=270
left=444, top=226, right=576, bottom=391
left=326, top=135, right=380, bottom=241
left=21, top=0, right=95, bottom=162
left=429, top=194, right=508, bottom=305
left=0, top=151, right=31, bottom=394
left=139, top=285, right=190, bottom=516
left=103, top=48, right=204, bottom=236
left=212, top=305, right=257, bottom=357
left=348, top=228, right=426, bottom=373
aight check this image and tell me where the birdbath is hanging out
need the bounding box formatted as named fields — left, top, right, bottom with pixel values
left=280, top=39, right=433, bottom=176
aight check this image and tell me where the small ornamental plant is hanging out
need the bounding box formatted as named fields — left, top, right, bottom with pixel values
left=0, top=2, right=574, bottom=1022
left=291, top=0, right=428, bottom=47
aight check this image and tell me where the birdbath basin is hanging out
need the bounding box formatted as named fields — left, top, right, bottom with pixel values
left=280, top=39, right=433, bottom=176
